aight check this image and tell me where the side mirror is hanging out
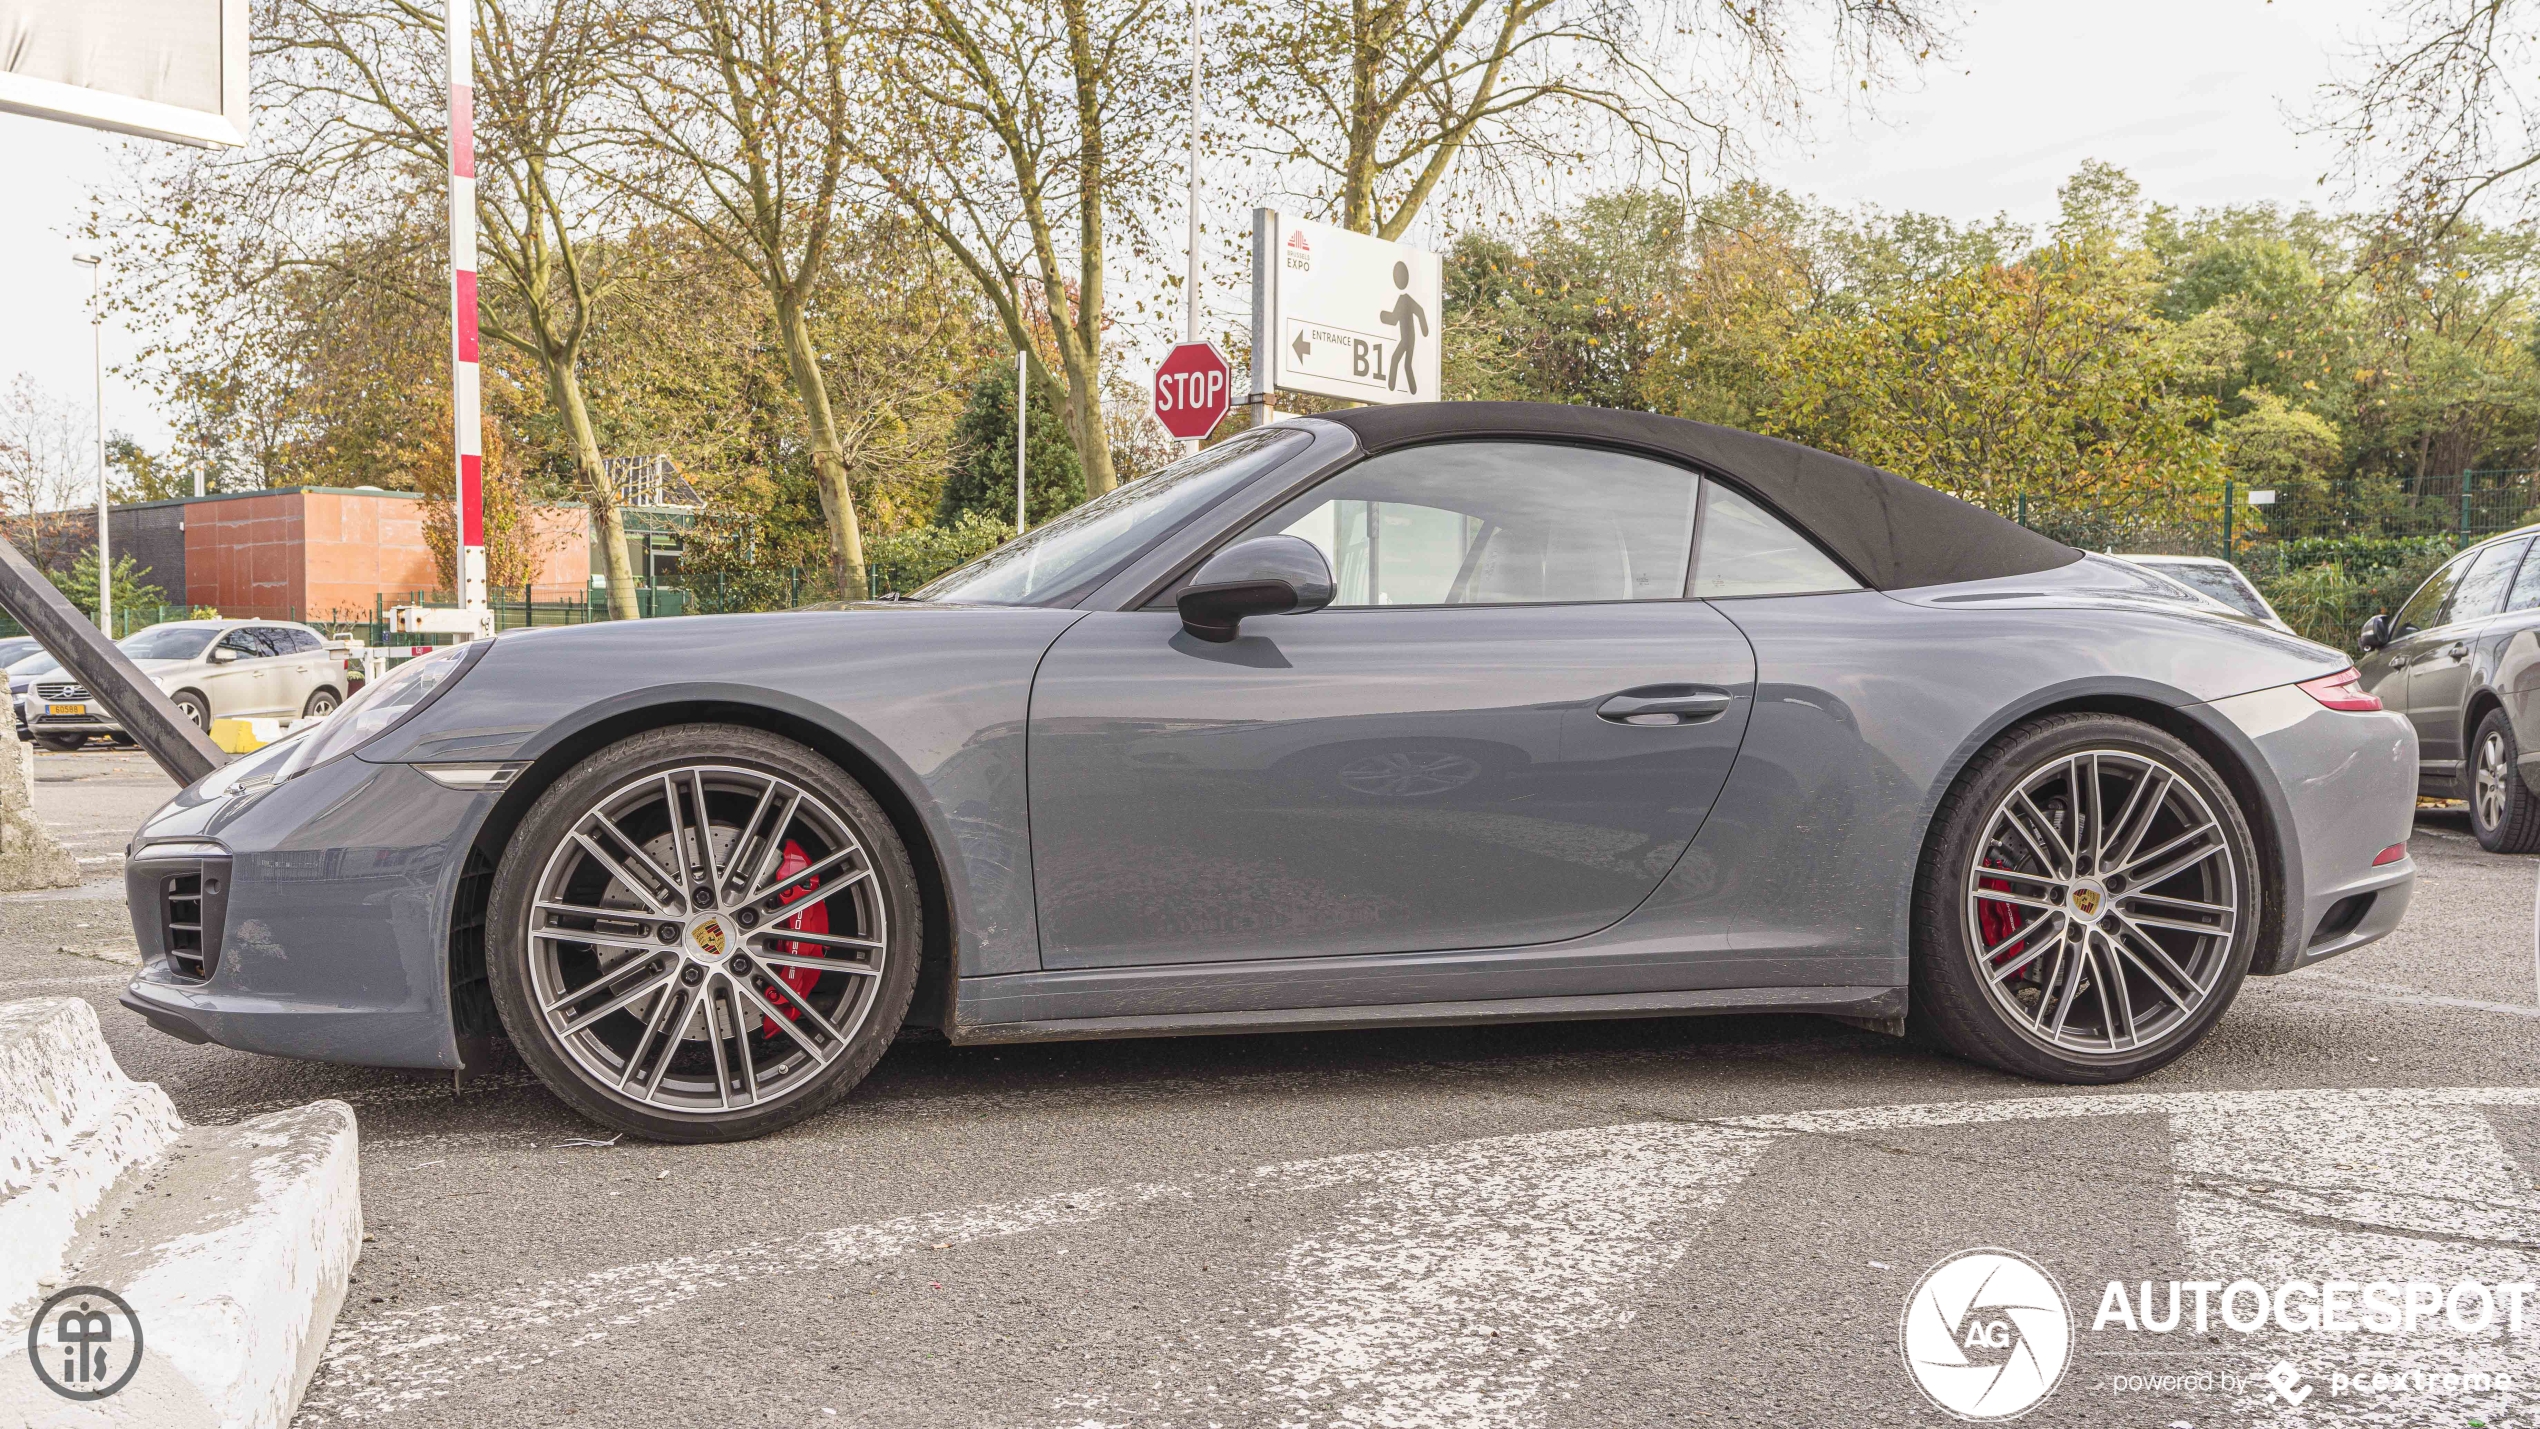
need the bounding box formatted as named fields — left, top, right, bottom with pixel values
left=209, top=647, right=239, bottom=665
left=1176, top=535, right=1336, bottom=643
left=2357, top=613, right=2390, bottom=653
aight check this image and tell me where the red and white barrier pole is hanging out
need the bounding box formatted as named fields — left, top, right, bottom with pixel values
left=448, top=0, right=489, bottom=636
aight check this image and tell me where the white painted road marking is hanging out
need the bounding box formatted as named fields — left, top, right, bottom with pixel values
left=295, top=1088, right=2540, bottom=1424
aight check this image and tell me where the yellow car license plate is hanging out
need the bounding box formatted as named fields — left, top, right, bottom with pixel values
left=44, top=703, right=82, bottom=716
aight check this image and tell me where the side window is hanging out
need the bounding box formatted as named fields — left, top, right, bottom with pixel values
left=286, top=629, right=326, bottom=654
left=217, top=630, right=264, bottom=659
left=246, top=628, right=293, bottom=658
left=1243, top=441, right=1701, bottom=606
left=2509, top=542, right=2540, bottom=613
left=2395, top=552, right=2474, bottom=633
left=2448, top=538, right=2530, bottom=624
left=1692, top=484, right=1860, bottom=598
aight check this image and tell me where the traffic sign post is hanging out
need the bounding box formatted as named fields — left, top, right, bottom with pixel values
left=1152, top=341, right=1233, bottom=442
left=1250, top=210, right=1441, bottom=409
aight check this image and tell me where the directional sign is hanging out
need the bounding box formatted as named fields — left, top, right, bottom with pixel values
left=1253, top=211, right=1442, bottom=406
left=1152, top=340, right=1232, bottom=440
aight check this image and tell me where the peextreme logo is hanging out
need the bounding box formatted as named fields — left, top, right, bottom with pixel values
left=25, top=1285, right=143, bottom=1401
left=1902, top=1249, right=2074, bottom=1420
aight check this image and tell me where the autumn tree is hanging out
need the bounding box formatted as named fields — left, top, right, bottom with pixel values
left=249, top=0, right=647, bottom=615
left=856, top=0, right=1179, bottom=499
left=1226, top=0, right=1951, bottom=240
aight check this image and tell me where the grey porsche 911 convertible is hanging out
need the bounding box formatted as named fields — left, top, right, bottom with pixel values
left=120, top=403, right=2417, bottom=1141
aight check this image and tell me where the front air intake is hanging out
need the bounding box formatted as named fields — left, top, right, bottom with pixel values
left=126, top=847, right=231, bottom=982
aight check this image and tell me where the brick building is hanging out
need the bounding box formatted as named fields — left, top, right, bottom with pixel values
left=41, top=487, right=594, bottom=622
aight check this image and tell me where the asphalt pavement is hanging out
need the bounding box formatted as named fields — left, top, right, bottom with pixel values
left=8, top=745, right=2537, bottom=1428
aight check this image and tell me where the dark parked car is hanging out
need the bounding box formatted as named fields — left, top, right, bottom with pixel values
left=2357, top=524, right=2540, bottom=851
left=119, top=404, right=2417, bottom=1141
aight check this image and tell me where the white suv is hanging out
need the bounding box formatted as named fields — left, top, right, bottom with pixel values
left=19, top=619, right=345, bottom=751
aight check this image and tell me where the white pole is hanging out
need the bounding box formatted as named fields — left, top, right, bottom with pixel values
left=1182, top=0, right=1203, bottom=455
left=1005, top=352, right=1016, bottom=538
left=449, top=0, right=489, bottom=636
left=73, top=255, right=106, bottom=632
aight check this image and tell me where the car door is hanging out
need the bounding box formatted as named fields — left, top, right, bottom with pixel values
left=203, top=628, right=273, bottom=717
left=272, top=627, right=326, bottom=713
left=2406, top=537, right=2526, bottom=779
left=1025, top=440, right=1760, bottom=969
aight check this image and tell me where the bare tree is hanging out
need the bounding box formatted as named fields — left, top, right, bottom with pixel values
left=252, top=0, right=645, bottom=615
left=2320, top=0, right=2540, bottom=229
left=857, top=0, right=1179, bottom=498
left=1227, top=0, right=1952, bottom=240
left=608, top=0, right=882, bottom=594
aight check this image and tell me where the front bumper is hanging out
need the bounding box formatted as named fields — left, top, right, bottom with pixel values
left=119, top=753, right=497, bottom=1069
left=2205, top=683, right=2419, bottom=976
left=26, top=695, right=124, bottom=735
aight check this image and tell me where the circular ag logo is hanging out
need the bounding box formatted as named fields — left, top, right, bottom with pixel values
left=1900, top=1249, right=2070, bottom=1420
left=25, top=1285, right=143, bottom=1401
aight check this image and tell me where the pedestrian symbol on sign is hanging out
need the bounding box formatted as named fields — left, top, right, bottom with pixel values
left=1378, top=261, right=1429, bottom=395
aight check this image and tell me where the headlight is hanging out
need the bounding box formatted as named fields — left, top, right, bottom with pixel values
left=275, top=641, right=486, bottom=781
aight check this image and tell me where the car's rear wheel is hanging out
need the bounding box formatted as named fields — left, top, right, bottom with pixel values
left=2469, top=709, right=2540, bottom=853
left=486, top=724, right=922, bottom=1142
left=1911, top=714, right=2259, bottom=1083
left=302, top=686, right=341, bottom=718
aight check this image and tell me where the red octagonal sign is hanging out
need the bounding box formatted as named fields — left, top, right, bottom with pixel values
left=1152, top=340, right=1232, bottom=441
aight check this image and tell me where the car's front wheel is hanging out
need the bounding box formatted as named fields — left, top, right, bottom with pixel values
left=1911, top=714, right=2260, bottom=1083
left=2469, top=709, right=2540, bottom=853
left=169, top=690, right=209, bottom=730
left=486, top=724, right=923, bottom=1142
left=35, top=733, right=85, bottom=752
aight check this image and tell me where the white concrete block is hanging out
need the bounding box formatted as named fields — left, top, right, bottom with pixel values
left=0, top=998, right=362, bottom=1428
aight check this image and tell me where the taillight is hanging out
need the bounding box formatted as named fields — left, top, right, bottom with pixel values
left=2297, top=668, right=2381, bottom=712
left=2372, top=843, right=2407, bottom=866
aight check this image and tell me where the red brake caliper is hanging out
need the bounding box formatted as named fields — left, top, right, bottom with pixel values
left=760, top=839, right=827, bottom=1038
left=1976, top=859, right=2023, bottom=972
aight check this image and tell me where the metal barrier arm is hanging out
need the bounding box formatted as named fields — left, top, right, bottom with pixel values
left=0, top=533, right=224, bottom=785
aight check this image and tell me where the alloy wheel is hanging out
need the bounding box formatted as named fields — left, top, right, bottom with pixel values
left=526, top=763, right=889, bottom=1118
left=1964, top=749, right=2241, bottom=1057
left=2475, top=730, right=2511, bottom=833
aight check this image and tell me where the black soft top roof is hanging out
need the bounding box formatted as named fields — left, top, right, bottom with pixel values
left=1315, top=402, right=2080, bottom=592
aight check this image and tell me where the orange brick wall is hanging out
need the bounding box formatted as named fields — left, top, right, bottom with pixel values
left=179, top=490, right=591, bottom=619
left=184, top=492, right=306, bottom=619
left=301, top=491, right=439, bottom=621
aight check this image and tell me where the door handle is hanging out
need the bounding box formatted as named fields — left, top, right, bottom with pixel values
left=1597, top=687, right=1733, bottom=725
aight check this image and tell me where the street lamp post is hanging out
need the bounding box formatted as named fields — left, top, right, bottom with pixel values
left=71, top=254, right=105, bottom=634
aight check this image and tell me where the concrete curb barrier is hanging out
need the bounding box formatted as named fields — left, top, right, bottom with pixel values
left=0, top=997, right=362, bottom=1428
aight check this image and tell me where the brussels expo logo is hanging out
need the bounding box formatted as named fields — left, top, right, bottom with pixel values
left=1901, top=1249, right=2074, bottom=1420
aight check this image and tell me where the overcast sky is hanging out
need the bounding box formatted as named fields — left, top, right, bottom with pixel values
left=0, top=0, right=2398, bottom=464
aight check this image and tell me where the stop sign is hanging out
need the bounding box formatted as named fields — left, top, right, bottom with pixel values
left=1152, top=341, right=1232, bottom=440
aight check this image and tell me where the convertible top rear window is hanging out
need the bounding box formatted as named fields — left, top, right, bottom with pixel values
left=918, top=428, right=1309, bottom=606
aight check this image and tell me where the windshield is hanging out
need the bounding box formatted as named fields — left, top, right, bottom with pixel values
left=119, top=626, right=220, bottom=661
left=918, top=428, right=1311, bottom=605
left=2149, top=562, right=2269, bottom=619
left=9, top=653, right=60, bottom=679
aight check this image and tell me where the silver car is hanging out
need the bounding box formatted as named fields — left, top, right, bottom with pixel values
left=25, top=619, right=344, bottom=750
left=118, top=404, right=2418, bottom=1142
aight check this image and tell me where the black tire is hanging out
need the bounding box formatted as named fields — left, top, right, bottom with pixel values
left=1910, top=713, right=2260, bottom=1084
left=302, top=686, right=342, bottom=718
left=170, top=690, right=210, bottom=730
left=486, top=724, right=922, bottom=1142
left=108, top=733, right=135, bottom=748
left=35, top=733, right=85, bottom=752
left=2469, top=709, right=2540, bottom=854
